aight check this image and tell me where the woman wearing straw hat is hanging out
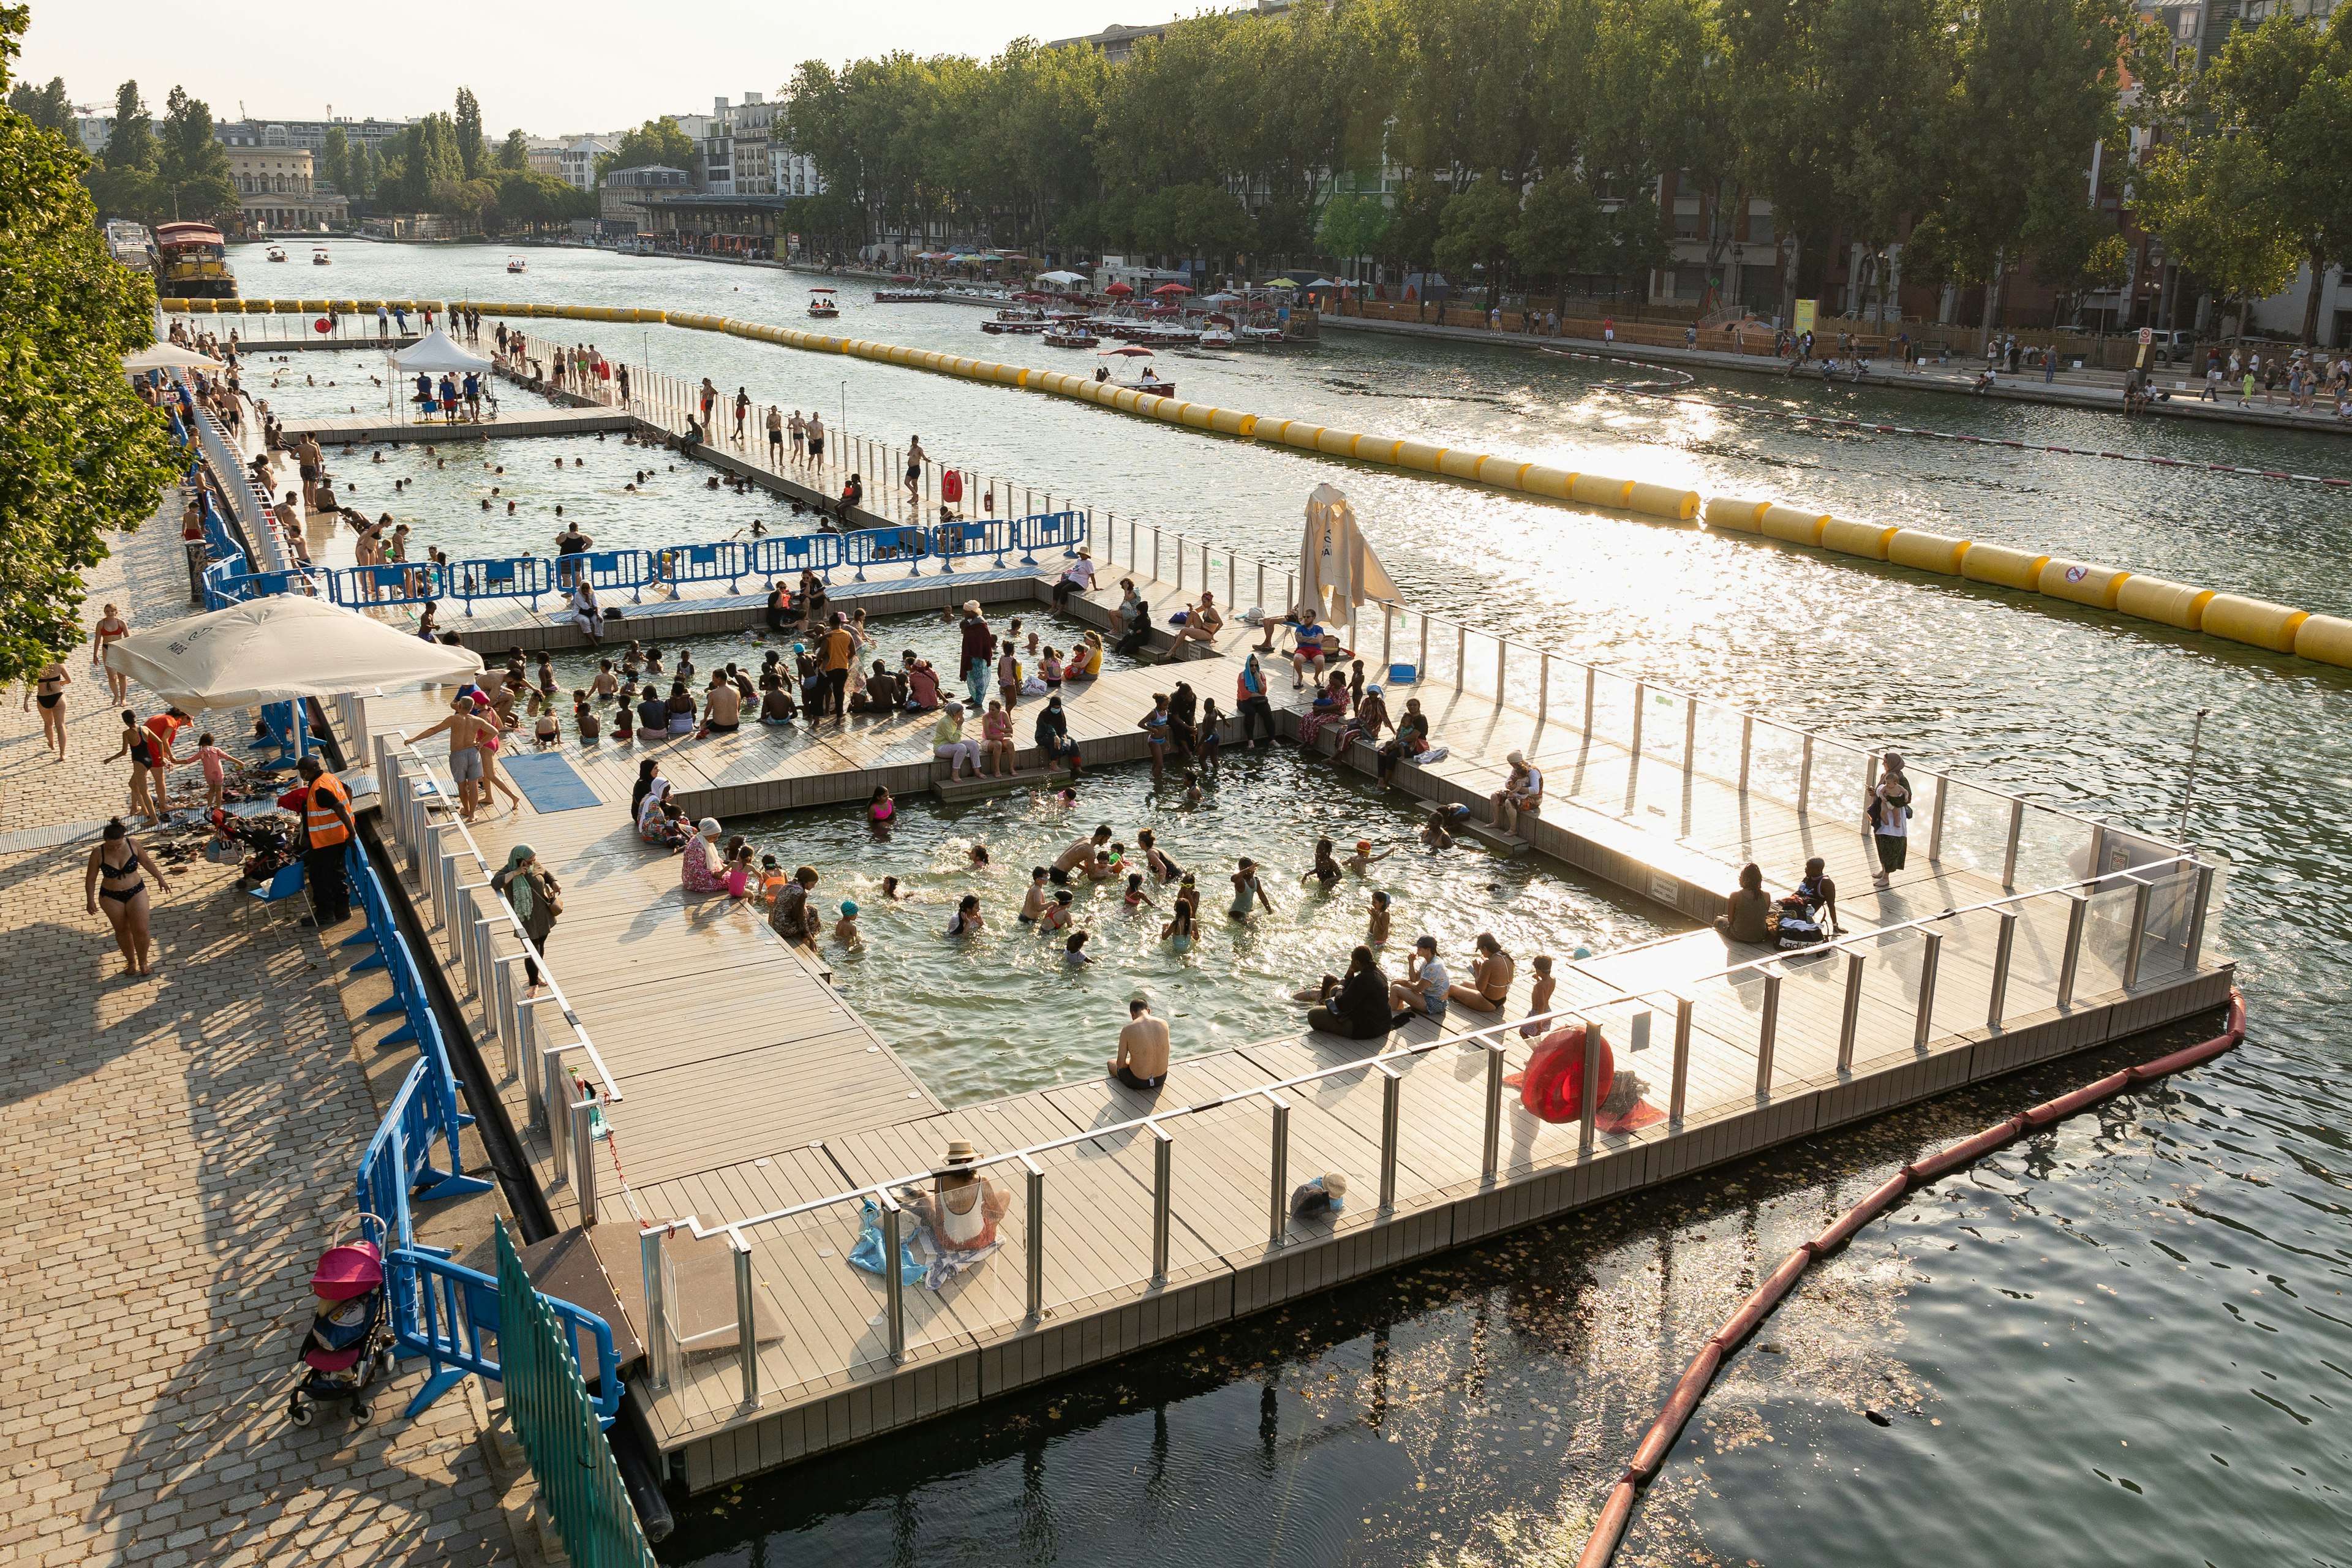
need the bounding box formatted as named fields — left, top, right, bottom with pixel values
left=913, top=1139, right=1009, bottom=1251
left=1490, top=752, right=1543, bottom=834
left=1052, top=546, right=1097, bottom=612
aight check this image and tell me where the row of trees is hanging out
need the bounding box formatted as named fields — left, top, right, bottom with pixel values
left=780, top=0, right=2347, bottom=336
left=53, top=80, right=237, bottom=228
left=0, top=4, right=178, bottom=682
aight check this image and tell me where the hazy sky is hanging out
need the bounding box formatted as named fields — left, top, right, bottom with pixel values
left=18, top=0, right=1218, bottom=134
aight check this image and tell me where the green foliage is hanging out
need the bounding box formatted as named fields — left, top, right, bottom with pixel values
left=156, top=86, right=235, bottom=221
left=7, top=72, right=66, bottom=131
left=1432, top=173, right=1521, bottom=301
left=1508, top=170, right=1604, bottom=282
left=0, top=4, right=178, bottom=682
left=318, top=124, right=349, bottom=194
left=1316, top=190, right=1390, bottom=268
left=454, top=87, right=484, bottom=179
left=2135, top=133, right=2302, bottom=306
left=100, top=79, right=151, bottom=169
left=597, top=116, right=695, bottom=181
left=496, top=127, right=529, bottom=172
left=378, top=113, right=466, bottom=212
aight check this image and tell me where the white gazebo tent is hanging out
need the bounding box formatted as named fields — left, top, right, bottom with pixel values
left=388, top=329, right=493, bottom=424
left=103, top=595, right=484, bottom=760
left=1295, top=484, right=1399, bottom=635
left=122, top=342, right=219, bottom=373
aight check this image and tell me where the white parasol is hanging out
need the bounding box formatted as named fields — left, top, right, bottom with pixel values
left=122, top=342, right=218, bottom=372
left=390, top=328, right=492, bottom=374
left=1297, top=484, right=1399, bottom=633
left=102, top=595, right=483, bottom=713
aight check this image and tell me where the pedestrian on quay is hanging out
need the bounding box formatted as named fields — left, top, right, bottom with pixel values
left=85, top=817, right=169, bottom=978
left=491, top=843, right=561, bottom=989
left=904, top=435, right=927, bottom=501
left=295, top=755, right=355, bottom=929
left=1868, top=750, right=1912, bottom=888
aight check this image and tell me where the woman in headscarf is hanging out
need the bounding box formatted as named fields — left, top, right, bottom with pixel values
left=1035, top=694, right=1083, bottom=774
left=680, top=818, right=728, bottom=892
left=491, top=843, right=560, bottom=989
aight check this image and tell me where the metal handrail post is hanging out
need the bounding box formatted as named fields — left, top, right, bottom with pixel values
left=1419, top=614, right=1429, bottom=682
left=1149, top=1123, right=1174, bottom=1286
left=1629, top=682, right=1646, bottom=763
left=1256, top=561, right=1265, bottom=611
left=1669, top=998, right=1693, bottom=1123
left=1988, top=911, right=2018, bottom=1030
left=2001, top=799, right=2026, bottom=888
left=1738, top=714, right=1754, bottom=794
left=1494, top=636, right=1506, bottom=701
left=1265, top=1092, right=1291, bottom=1244
left=1583, top=666, right=1595, bottom=738
left=1683, top=699, right=1698, bottom=786
left=448, top=881, right=489, bottom=970
left=1480, top=1041, right=1506, bottom=1180
left=1021, top=1155, right=1046, bottom=1321
left=1755, top=973, right=1781, bottom=1095
left=1376, top=1062, right=1403, bottom=1212
left=490, top=954, right=526, bottom=1081
left=2057, top=894, right=2089, bottom=1008
left=2122, top=877, right=2153, bottom=989
left=1837, top=952, right=1864, bottom=1072
left=879, top=1191, right=908, bottom=1362
left=1578, top=1016, right=1604, bottom=1156
left=1387, top=612, right=1398, bottom=681
left=1455, top=624, right=1465, bottom=691
left=732, top=1230, right=760, bottom=1403
left=641, top=1227, right=671, bottom=1392
left=1927, top=776, right=1948, bottom=862
left=570, top=1098, right=598, bottom=1223
left=2085, top=823, right=2108, bottom=887
left=541, top=1042, right=573, bottom=1158
left=2185, top=864, right=2214, bottom=971
left=1797, top=734, right=1814, bottom=815
left=1913, top=930, right=1943, bottom=1047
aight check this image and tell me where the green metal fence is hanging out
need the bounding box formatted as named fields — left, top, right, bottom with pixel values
left=494, top=1219, right=659, bottom=1568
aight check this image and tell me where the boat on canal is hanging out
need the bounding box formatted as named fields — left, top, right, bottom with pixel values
left=1095, top=343, right=1174, bottom=396
left=153, top=221, right=236, bottom=298
left=807, top=286, right=840, bottom=318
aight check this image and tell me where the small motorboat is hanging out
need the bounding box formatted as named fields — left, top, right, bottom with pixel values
left=1043, top=323, right=1098, bottom=349
left=1095, top=344, right=1173, bottom=398
left=808, top=286, right=840, bottom=319
left=1196, top=325, right=1237, bottom=349
left=265, top=245, right=288, bottom=263
left=311, top=247, right=331, bottom=266
left=506, top=257, right=527, bottom=274
left=980, top=307, right=1049, bottom=334
left=872, top=287, right=942, bottom=303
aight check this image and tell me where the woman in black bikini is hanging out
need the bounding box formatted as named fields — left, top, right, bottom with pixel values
left=85, top=818, right=168, bottom=977
left=103, top=710, right=162, bottom=824
left=23, top=660, right=70, bottom=760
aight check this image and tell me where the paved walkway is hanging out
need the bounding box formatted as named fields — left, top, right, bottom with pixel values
left=0, top=496, right=514, bottom=1566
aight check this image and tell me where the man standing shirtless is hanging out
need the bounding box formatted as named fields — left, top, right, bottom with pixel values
left=405, top=695, right=499, bottom=821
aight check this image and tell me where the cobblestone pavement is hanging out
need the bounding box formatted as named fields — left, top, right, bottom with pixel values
left=0, top=507, right=513, bottom=1566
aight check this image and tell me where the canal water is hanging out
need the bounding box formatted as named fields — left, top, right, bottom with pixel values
left=217, top=244, right=2352, bottom=1564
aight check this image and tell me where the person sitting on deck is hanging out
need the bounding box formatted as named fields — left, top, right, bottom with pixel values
left=1490, top=752, right=1543, bottom=834
left=758, top=673, right=798, bottom=725
left=1304, top=947, right=1392, bottom=1039
left=768, top=865, right=821, bottom=946
left=910, top=1140, right=1010, bottom=1253
left=1446, top=932, right=1516, bottom=1012
left=904, top=657, right=943, bottom=712
left=933, top=702, right=981, bottom=779
left=680, top=818, right=728, bottom=892
left=1035, top=695, right=1082, bottom=774
left=1158, top=592, right=1223, bottom=662
left=1387, top=935, right=1450, bottom=1027
left=1109, top=998, right=1171, bottom=1092
left=1796, top=855, right=1843, bottom=935
left=1714, top=862, right=1773, bottom=944
left=1289, top=615, right=1327, bottom=686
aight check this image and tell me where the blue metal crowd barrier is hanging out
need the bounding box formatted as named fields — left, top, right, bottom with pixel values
left=750, top=532, right=842, bottom=582
left=389, top=1247, right=625, bottom=1426
left=328, top=562, right=448, bottom=609
left=843, top=525, right=930, bottom=581
left=650, top=540, right=752, bottom=595
left=567, top=549, right=655, bottom=604
left=453, top=555, right=555, bottom=615
left=1020, top=509, right=1088, bottom=564
left=933, top=519, right=1016, bottom=571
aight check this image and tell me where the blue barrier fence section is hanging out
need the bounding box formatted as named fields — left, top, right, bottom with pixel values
left=651, top=540, right=752, bottom=595
left=570, top=548, right=655, bottom=604
left=390, top=1245, right=626, bottom=1427
left=453, top=555, right=555, bottom=616
left=327, top=562, right=449, bottom=610
left=934, top=519, right=1016, bottom=571
left=751, top=532, right=843, bottom=581
left=843, top=525, right=930, bottom=581
left=1020, top=510, right=1087, bottom=564
left=337, top=834, right=621, bottom=1423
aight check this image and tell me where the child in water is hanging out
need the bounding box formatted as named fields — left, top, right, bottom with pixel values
left=1063, top=930, right=1091, bottom=965
left=1039, top=889, right=1076, bottom=933
left=868, top=786, right=895, bottom=833
left=1020, top=867, right=1050, bottom=922
left=1162, top=900, right=1196, bottom=952
left=1367, top=889, right=1392, bottom=947
left=1344, top=839, right=1395, bottom=874
left=880, top=875, right=907, bottom=900
left=834, top=900, right=861, bottom=945
left=947, top=894, right=983, bottom=937
left=1123, top=872, right=1156, bottom=910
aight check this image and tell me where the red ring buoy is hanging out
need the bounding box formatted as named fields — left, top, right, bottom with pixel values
left=1519, top=1025, right=1613, bottom=1123
left=314, top=317, right=333, bottom=334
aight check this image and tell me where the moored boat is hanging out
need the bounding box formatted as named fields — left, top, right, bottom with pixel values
left=808, top=286, right=840, bottom=318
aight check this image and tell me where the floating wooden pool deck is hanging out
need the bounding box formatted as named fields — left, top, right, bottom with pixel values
left=331, top=551, right=2231, bottom=1493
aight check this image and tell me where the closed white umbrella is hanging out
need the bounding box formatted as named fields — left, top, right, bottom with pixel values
left=1300, top=484, right=1398, bottom=633
left=102, top=595, right=483, bottom=713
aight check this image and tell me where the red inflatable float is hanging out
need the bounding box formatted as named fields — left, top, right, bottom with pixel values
left=1517, top=1025, right=1614, bottom=1123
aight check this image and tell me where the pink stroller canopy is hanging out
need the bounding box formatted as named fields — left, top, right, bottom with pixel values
left=311, top=1240, right=383, bottom=1302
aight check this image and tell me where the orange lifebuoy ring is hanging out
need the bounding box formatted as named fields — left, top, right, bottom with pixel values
left=1519, top=1025, right=1613, bottom=1123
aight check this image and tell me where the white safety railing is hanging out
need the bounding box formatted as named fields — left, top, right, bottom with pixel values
left=631, top=848, right=2222, bottom=1420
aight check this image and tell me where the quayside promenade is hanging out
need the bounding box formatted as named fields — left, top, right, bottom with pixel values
left=0, top=495, right=524, bottom=1565
left=280, top=368, right=2231, bottom=1489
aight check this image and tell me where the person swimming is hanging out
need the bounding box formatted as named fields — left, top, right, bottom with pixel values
left=947, top=894, right=983, bottom=937
left=1123, top=872, right=1156, bottom=910
left=1304, top=837, right=1343, bottom=888
left=1020, top=867, right=1050, bottom=922
left=1040, top=889, right=1076, bottom=933
left=1368, top=888, right=1392, bottom=947
left=1063, top=930, right=1091, bottom=965
left=1162, top=900, right=1196, bottom=953
left=869, top=786, right=895, bottom=831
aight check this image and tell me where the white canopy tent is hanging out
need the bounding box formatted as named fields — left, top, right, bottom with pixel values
left=390, top=329, right=492, bottom=374
left=102, top=595, right=483, bottom=715
left=122, top=342, right=217, bottom=373
left=1035, top=269, right=1087, bottom=287
left=1295, top=484, right=1400, bottom=633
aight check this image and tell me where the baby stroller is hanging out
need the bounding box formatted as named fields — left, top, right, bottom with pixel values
left=288, top=1219, right=396, bottom=1427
